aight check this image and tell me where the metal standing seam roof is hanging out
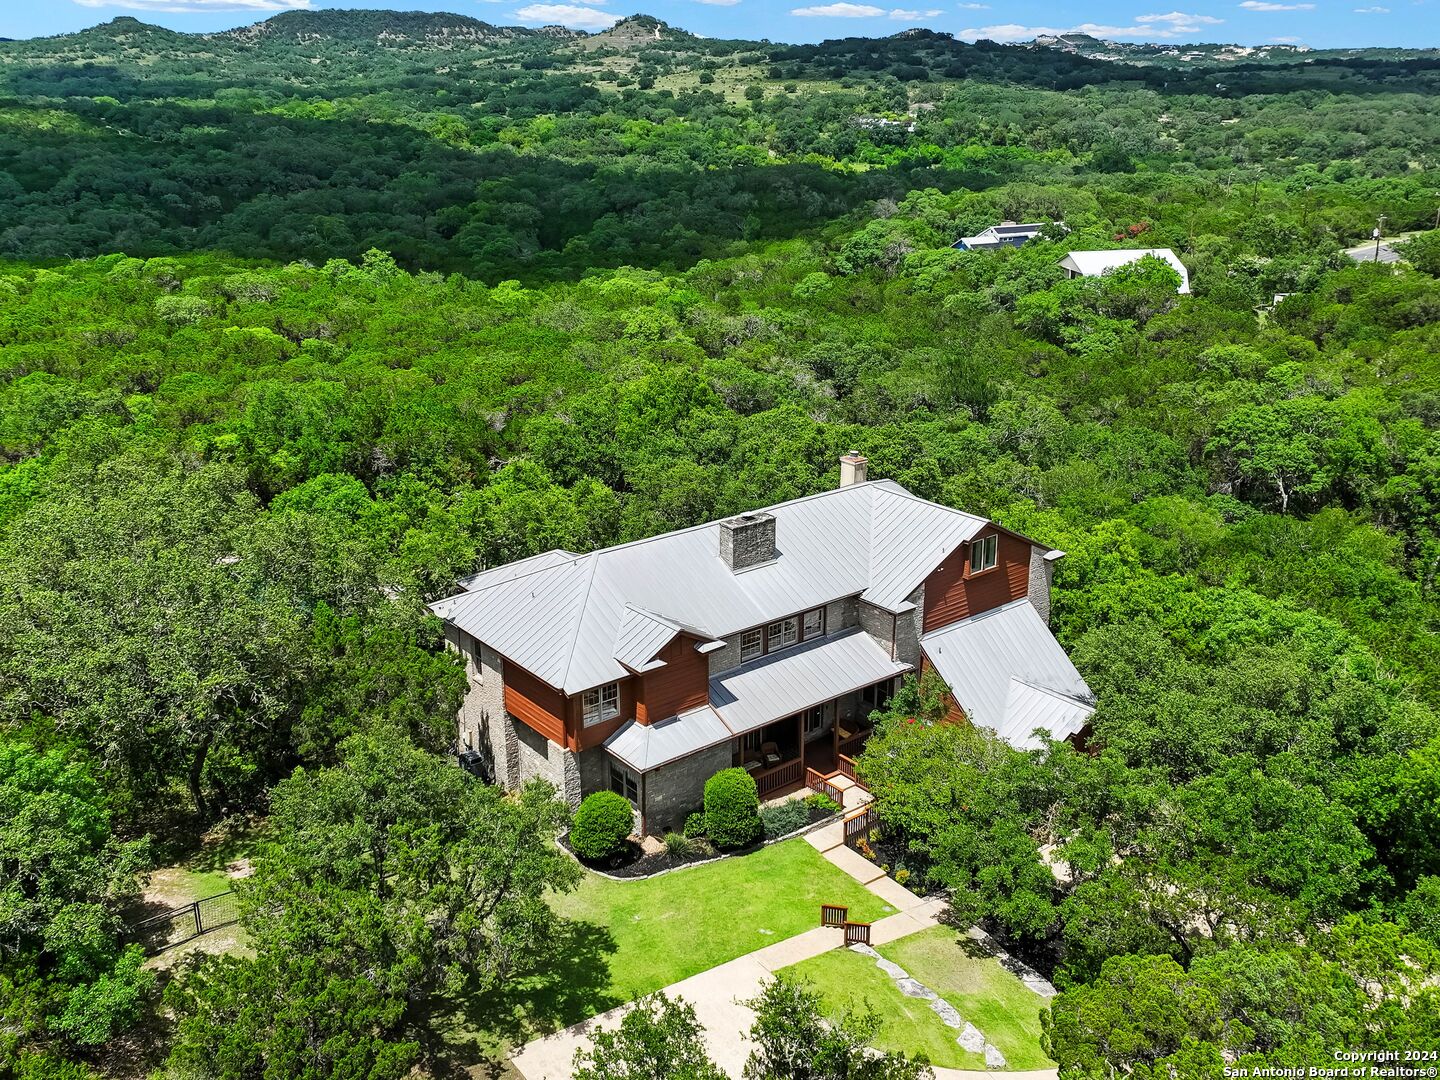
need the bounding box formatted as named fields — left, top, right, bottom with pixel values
left=920, top=598, right=1095, bottom=752
left=1058, top=248, right=1191, bottom=294
left=708, top=628, right=913, bottom=737
left=433, top=480, right=992, bottom=694
left=603, top=704, right=733, bottom=773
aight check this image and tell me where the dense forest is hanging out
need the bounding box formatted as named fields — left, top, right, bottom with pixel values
left=2, top=8, right=1440, bottom=1079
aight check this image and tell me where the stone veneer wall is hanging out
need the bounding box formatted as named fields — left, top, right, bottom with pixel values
left=856, top=600, right=896, bottom=657
left=643, top=740, right=733, bottom=836
left=895, top=584, right=925, bottom=669
left=1027, top=545, right=1053, bottom=623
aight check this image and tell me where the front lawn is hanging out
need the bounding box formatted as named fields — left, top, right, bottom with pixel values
left=550, top=838, right=894, bottom=1003
left=783, top=926, right=1054, bottom=1071
left=431, top=838, right=894, bottom=1069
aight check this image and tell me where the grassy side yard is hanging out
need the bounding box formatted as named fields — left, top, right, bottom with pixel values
left=549, top=838, right=894, bottom=1003
left=783, top=926, right=1054, bottom=1071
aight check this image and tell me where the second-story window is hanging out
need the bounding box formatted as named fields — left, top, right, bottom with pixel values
left=740, top=628, right=764, bottom=662
left=767, top=616, right=799, bottom=652
left=583, top=682, right=620, bottom=726
left=970, top=534, right=998, bottom=574
left=802, top=607, right=825, bottom=640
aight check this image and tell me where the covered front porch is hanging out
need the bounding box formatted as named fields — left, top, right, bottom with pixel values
left=732, top=675, right=902, bottom=800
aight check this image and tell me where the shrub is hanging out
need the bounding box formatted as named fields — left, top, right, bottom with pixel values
left=761, top=800, right=811, bottom=839
left=571, top=791, right=635, bottom=861
left=704, top=768, right=762, bottom=849
left=684, top=811, right=707, bottom=839
left=663, top=831, right=696, bottom=859
left=804, top=792, right=842, bottom=815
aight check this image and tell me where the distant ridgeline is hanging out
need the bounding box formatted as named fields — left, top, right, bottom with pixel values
left=0, top=9, right=1436, bottom=278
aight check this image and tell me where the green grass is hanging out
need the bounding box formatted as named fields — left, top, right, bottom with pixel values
left=549, top=839, right=894, bottom=1003
left=784, top=926, right=1054, bottom=1071
left=433, top=838, right=895, bottom=1070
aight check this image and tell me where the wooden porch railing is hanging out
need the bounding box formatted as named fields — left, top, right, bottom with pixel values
left=754, top=757, right=803, bottom=798
left=837, top=727, right=871, bottom=758
left=805, top=768, right=845, bottom=806
left=844, top=921, right=872, bottom=947
left=842, top=805, right=877, bottom=849
left=837, top=755, right=859, bottom=783
left=821, top=904, right=848, bottom=928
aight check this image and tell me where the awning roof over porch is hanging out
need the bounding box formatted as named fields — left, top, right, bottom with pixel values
left=708, top=628, right=912, bottom=737
left=604, top=704, right=731, bottom=773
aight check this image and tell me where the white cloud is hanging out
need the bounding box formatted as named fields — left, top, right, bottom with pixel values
left=959, top=10, right=1221, bottom=37
left=958, top=2, right=990, bottom=7
left=889, top=6, right=943, bottom=15
left=791, top=2, right=886, bottom=14
left=1238, top=1, right=1315, bottom=9
left=1353, top=5, right=1389, bottom=10
left=513, top=2, right=619, bottom=27
left=72, top=0, right=309, bottom=9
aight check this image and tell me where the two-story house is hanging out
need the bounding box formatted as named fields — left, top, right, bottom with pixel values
left=431, top=454, right=1094, bottom=836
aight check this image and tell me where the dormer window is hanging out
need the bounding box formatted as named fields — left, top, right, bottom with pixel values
left=970, top=534, right=998, bottom=574
left=583, top=682, right=620, bottom=726
left=802, top=607, right=825, bottom=641
left=767, top=617, right=799, bottom=652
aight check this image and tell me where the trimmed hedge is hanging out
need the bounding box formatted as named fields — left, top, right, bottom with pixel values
left=571, top=790, right=635, bottom=861
left=704, top=767, right=762, bottom=849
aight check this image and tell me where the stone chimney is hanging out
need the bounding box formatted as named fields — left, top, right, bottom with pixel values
left=839, top=451, right=869, bottom=488
left=719, top=512, right=776, bottom=573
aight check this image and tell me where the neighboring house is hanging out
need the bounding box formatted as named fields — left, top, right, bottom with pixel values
left=431, top=455, right=1094, bottom=835
left=1058, top=248, right=1191, bottom=294
left=953, top=222, right=1051, bottom=251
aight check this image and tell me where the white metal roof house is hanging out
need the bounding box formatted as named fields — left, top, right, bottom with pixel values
left=433, top=454, right=1094, bottom=835
left=1058, top=248, right=1191, bottom=293
left=953, top=222, right=1051, bottom=251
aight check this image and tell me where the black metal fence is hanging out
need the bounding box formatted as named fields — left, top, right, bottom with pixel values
left=129, top=890, right=241, bottom=955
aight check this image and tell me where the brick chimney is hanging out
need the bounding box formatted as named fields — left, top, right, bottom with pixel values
left=719, top=512, right=776, bottom=572
left=839, top=451, right=869, bottom=488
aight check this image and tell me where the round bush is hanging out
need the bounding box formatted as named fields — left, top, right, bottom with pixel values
left=704, top=767, right=762, bottom=850
left=683, top=811, right=707, bottom=839
left=571, top=791, right=635, bottom=861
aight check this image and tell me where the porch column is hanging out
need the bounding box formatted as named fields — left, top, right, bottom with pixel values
left=798, top=713, right=805, bottom=773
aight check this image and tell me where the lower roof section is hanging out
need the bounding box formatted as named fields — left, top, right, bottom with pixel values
left=604, top=704, right=732, bottom=773
left=921, top=598, right=1094, bottom=751
left=605, top=628, right=913, bottom=773
left=709, top=628, right=912, bottom=738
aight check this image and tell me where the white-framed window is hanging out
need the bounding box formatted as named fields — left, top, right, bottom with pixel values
left=767, top=616, right=799, bottom=652
left=802, top=607, right=825, bottom=641
left=583, top=682, right=620, bottom=726
left=610, top=763, right=639, bottom=804
left=740, top=628, right=764, bottom=662
left=970, top=534, right=998, bottom=574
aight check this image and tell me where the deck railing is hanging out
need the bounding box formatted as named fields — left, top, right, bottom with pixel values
left=837, top=755, right=859, bottom=783
left=842, top=805, right=878, bottom=849
left=844, top=920, right=872, bottom=947
left=837, top=727, right=871, bottom=758
left=821, top=904, right=848, bottom=928
left=754, top=757, right=803, bottom=798
left=805, top=767, right=845, bottom=806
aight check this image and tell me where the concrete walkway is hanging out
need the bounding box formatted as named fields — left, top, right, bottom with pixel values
left=512, top=804, right=1056, bottom=1080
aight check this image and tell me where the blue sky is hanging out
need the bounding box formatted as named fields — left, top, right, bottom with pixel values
left=2, top=0, right=1431, bottom=49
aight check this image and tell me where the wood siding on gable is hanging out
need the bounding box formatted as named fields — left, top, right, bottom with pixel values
left=570, top=680, right=633, bottom=751
left=504, top=662, right=568, bottom=745
left=921, top=528, right=1032, bottom=634
left=637, top=635, right=710, bottom=726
